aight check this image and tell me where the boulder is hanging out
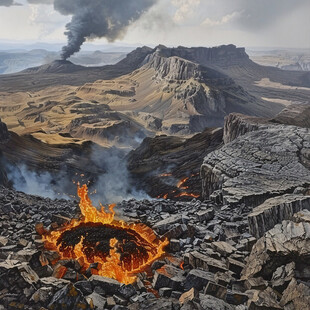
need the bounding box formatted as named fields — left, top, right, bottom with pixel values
left=242, top=217, right=310, bottom=280
left=184, top=269, right=214, bottom=291
left=248, top=194, right=310, bottom=238
left=152, top=264, right=185, bottom=290
left=89, top=275, right=122, bottom=295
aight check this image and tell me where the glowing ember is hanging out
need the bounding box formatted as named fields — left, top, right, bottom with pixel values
left=42, top=184, right=169, bottom=284
left=157, top=174, right=200, bottom=200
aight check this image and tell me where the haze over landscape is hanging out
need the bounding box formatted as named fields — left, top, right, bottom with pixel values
left=0, top=1, right=310, bottom=310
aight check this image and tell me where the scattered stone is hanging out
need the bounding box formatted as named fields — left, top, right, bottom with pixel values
left=89, top=275, right=121, bottom=295
left=184, top=269, right=214, bottom=291
left=152, top=265, right=185, bottom=290
left=204, top=282, right=227, bottom=300
left=47, top=283, right=91, bottom=310
left=179, top=288, right=199, bottom=304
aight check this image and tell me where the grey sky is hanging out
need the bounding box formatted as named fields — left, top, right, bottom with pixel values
left=0, top=0, right=309, bottom=49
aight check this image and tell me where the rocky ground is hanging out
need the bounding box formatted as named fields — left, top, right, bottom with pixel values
left=1, top=104, right=310, bottom=309
left=1, top=184, right=310, bottom=309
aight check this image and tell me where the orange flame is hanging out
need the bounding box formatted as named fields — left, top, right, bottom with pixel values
left=42, top=184, right=169, bottom=284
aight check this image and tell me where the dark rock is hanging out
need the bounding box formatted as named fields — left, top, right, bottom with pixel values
left=204, top=282, right=227, bottom=300
left=271, top=262, right=295, bottom=293
left=211, top=242, right=236, bottom=257
left=197, top=209, right=215, bottom=223
left=47, top=283, right=91, bottom=310
left=75, top=281, right=93, bottom=296
left=225, top=290, right=248, bottom=305
left=242, top=216, right=310, bottom=281
left=184, top=269, right=214, bottom=291
left=202, top=114, right=310, bottom=206
left=189, top=251, right=228, bottom=273
left=152, top=264, right=185, bottom=290
left=159, top=287, right=173, bottom=298
left=248, top=194, right=310, bottom=238
left=200, top=294, right=235, bottom=310
left=89, top=275, right=121, bottom=295
left=117, top=284, right=137, bottom=300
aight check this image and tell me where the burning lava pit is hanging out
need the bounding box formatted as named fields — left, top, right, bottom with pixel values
left=42, top=184, right=169, bottom=284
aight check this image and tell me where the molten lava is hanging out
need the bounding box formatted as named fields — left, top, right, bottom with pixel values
left=42, top=184, right=169, bottom=284
left=157, top=174, right=200, bottom=200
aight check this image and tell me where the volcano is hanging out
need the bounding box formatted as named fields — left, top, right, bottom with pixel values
left=22, top=59, right=87, bottom=74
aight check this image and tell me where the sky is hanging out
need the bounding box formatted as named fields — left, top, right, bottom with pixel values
left=0, top=0, right=309, bottom=51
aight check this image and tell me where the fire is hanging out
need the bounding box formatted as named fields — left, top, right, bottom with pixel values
left=42, top=184, right=169, bottom=284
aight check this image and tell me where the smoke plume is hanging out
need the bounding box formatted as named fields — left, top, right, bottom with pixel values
left=53, top=0, right=158, bottom=60
left=0, top=0, right=21, bottom=6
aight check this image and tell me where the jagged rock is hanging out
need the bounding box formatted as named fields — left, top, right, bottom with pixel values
left=47, top=283, right=91, bottom=310
left=227, top=258, right=245, bottom=276
left=202, top=117, right=310, bottom=206
left=244, top=278, right=267, bottom=291
left=280, top=278, right=310, bottom=309
left=158, top=287, right=173, bottom=298
left=248, top=195, right=310, bottom=238
left=184, top=269, right=214, bottom=291
left=226, top=291, right=248, bottom=306
left=204, top=282, right=227, bottom=300
left=189, top=251, right=228, bottom=273
left=242, top=217, right=310, bottom=281
left=271, top=262, right=295, bottom=293
left=117, top=284, right=137, bottom=300
left=223, top=113, right=266, bottom=144
left=75, top=281, right=93, bottom=296
left=152, top=264, right=185, bottom=290
left=199, top=294, right=235, bottom=310
left=211, top=242, right=236, bottom=257
left=89, top=275, right=122, bottom=295
left=246, top=287, right=282, bottom=309
left=31, top=287, right=53, bottom=304
left=153, top=215, right=189, bottom=235
left=86, top=292, right=107, bottom=310
left=197, top=209, right=215, bottom=223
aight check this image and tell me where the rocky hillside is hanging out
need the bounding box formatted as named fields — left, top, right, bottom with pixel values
left=202, top=107, right=310, bottom=207
left=127, top=127, right=223, bottom=199
left=1, top=44, right=292, bottom=147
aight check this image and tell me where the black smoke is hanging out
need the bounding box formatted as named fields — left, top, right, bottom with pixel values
left=0, top=0, right=21, bottom=6
left=53, top=0, right=158, bottom=60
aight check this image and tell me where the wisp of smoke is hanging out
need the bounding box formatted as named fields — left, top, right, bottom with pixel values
left=6, top=164, right=70, bottom=200
left=5, top=144, right=149, bottom=205
left=89, top=145, right=149, bottom=205
left=53, top=0, right=158, bottom=60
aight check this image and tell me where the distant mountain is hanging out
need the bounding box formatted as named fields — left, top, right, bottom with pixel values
left=0, top=44, right=309, bottom=146
left=0, top=49, right=127, bottom=74
left=22, top=60, right=86, bottom=74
